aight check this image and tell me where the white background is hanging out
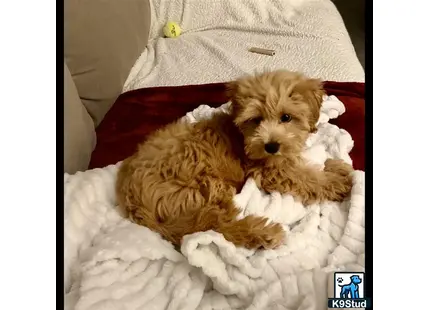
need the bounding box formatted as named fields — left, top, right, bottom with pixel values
left=0, top=0, right=56, bottom=309
left=373, top=0, right=430, bottom=308
left=0, top=0, right=429, bottom=309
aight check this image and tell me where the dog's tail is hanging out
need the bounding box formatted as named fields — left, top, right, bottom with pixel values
left=128, top=201, right=285, bottom=250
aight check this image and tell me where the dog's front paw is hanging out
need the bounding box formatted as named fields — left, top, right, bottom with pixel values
left=324, top=159, right=354, bottom=202
left=260, top=181, right=279, bottom=194
left=324, top=159, right=354, bottom=176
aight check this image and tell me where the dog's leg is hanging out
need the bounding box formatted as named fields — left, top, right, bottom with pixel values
left=143, top=199, right=285, bottom=250
left=352, top=286, right=359, bottom=298
left=214, top=201, right=285, bottom=249
left=340, top=286, right=347, bottom=299
left=261, top=159, right=353, bottom=204
left=345, top=287, right=351, bottom=298
left=199, top=178, right=285, bottom=249
left=320, top=159, right=354, bottom=202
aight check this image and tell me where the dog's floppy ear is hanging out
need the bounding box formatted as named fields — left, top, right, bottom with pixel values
left=225, top=81, right=237, bottom=102
left=225, top=81, right=241, bottom=117
left=296, top=78, right=325, bottom=133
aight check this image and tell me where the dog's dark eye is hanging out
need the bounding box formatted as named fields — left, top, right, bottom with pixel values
left=280, top=114, right=292, bottom=123
left=251, top=117, right=263, bottom=125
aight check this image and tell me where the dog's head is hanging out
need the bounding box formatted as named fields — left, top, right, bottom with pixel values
left=227, top=70, right=325, bottom=160
left=350, top=275, right=362, bottom=284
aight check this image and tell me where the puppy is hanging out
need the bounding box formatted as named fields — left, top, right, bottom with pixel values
left=116, top=70, right=353, bottom=250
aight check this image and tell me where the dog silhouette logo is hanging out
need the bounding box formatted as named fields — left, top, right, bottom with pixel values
left=338, top=275, right=362, bottom=298
left=329, top=272, right=370, bottom=308
left=334, top=272, right=364, bottom=300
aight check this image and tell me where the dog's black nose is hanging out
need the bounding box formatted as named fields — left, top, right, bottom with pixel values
left=264, top=142, right=280, bottom=154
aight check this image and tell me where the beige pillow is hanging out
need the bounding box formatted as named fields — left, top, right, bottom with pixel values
left=64, top=63, right=96, bottom=174
left=64, top=0, right=151, bottom=126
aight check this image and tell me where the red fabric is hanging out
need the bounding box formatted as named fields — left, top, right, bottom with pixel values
left=89, top=81, right=365, bottom=171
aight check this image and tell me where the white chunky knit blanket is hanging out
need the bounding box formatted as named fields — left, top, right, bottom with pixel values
left=124, top=0, right=364, bottom=91
left=64, top=95, right=365, bottom=310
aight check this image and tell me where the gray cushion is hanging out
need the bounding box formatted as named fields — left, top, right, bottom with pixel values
left=64, top=0, right=151, bottom=126
left=64, top=62, right=96, bottom=174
